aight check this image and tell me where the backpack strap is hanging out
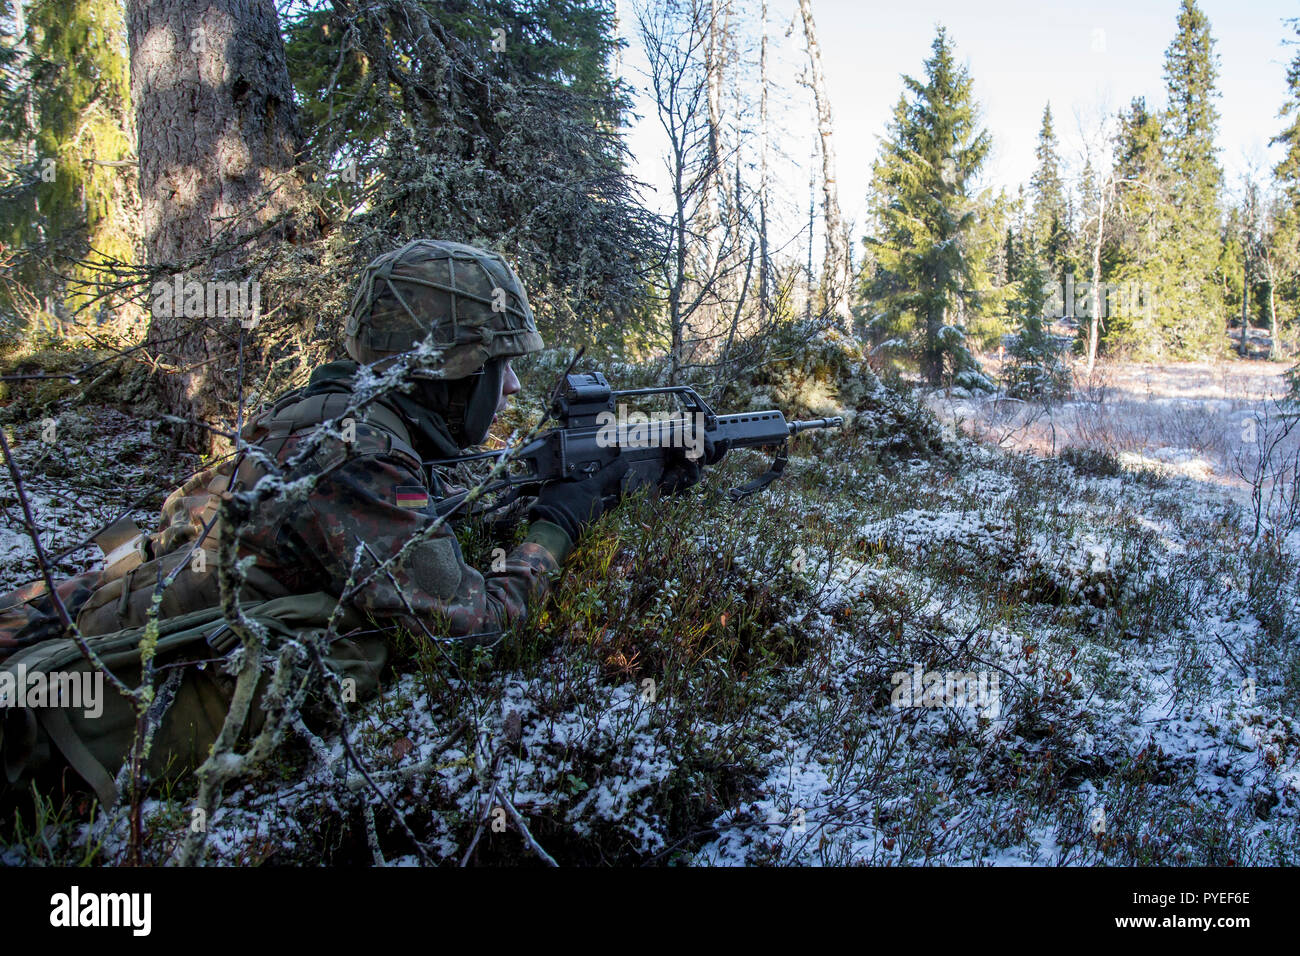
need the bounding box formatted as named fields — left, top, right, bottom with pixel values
left=38, top=706, right=118, bottom=808
left=358, top=401, right=424, bottom=472
left=241, top=392, right=424, bottom=479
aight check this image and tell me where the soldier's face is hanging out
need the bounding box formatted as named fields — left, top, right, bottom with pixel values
left=495, top=360, right=520, bottom=420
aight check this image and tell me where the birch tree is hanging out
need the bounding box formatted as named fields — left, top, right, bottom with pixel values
left=797, top=0, right=851, bottom=329
left=757, top=0, right=771, bottom=329
left=1075, top=114, right=1118, bottom=376
left=638, top=0, right=750, bottom=382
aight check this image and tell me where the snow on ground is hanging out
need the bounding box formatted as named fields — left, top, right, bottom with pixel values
left=929, top=359, right=1298, bottom=505
left=0, top=408, right=192, bottom=590
left=688, top=443, right=1299, bottom=864
left=4, top=366, right=1299, bottom=866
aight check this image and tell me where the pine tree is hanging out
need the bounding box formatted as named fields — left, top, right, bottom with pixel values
left=863, top=26, right=993, bottom=389
left=1158, top=0, right=1225, bottom=356
left=1219, top=203, right=1248, bottom=355
left=1029, top=103, right=1068, bottom=280
left=1276, top=19, right=1300, bottom=205
left=966, top=184, right=1018, bottom=344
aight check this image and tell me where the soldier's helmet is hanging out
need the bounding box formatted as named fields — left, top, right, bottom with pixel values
left=346, top=239, right=544, bottom=378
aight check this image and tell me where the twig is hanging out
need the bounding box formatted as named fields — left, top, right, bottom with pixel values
left=0, top=427, right=135, bottom=700
left=497, top=791, right=558, bottom=867
left=460, top=780, right=499, bottom=868
left=334, top=701, right=434, bottom=866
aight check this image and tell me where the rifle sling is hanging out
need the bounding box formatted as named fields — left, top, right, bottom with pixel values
left=727, top=444, right=789, bottom=501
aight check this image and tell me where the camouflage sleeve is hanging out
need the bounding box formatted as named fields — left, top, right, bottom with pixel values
left=0, top=570, right=104, bottom=661
left=303, top=452, right=571, bottom=643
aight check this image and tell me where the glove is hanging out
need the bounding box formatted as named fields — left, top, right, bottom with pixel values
left=658, top=430, right=718, bottom=496
left=528, top=456, right=630, bottom=543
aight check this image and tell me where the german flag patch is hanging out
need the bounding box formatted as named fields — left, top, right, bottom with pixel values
left=394, top=485, right=429, bottom=510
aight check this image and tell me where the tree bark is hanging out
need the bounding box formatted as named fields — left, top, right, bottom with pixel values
left=1087, top=176, right=1109, bottom=376
left=1265, top=254, right=1280, bottom=359
left=758, top=0, right=770, bottom=331
left=798, top=0, right=851, bottom=331
left=127, top=0, right=307, bottom=450
left=1239, top=260, right=1249, bottom=357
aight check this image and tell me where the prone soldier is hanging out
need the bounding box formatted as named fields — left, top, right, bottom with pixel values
left=0, top=239, right=653, bottom=805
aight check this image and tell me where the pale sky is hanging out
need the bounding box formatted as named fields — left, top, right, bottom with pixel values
left=617, top=0, right=1298, bottom=249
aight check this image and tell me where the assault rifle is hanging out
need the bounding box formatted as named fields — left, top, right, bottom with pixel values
left=427, top=366, right=843, bottom=517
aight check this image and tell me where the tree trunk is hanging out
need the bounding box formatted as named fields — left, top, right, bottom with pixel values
left=1238, top=179, right=1261, bottom=360
left=1239, top=261, right=1249, bottom=357
left=11, top=0, right=34, bottom=166
left=670, top=135, right=688, bottom=384
left=798, top=0, right=850, bottom=331
left=11, top=0, right=40, bottom=244
left=704, top=0, right=722, bottom=235
left=127, top=0, right=307, bottom=450
left=924, top=303, right=945, bottom=386
left=806, top=155, right=814, bottom=324
left=758, top=0, right=770, bottom=331
left=1266, top=255, right=1280, bottom=359
left=1087, top=178, right=1108, bottom=376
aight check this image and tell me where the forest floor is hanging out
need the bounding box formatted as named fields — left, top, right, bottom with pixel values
left=2, top=357, right=1299, bottom=865
left=931, top=357, right=1296, bottom=498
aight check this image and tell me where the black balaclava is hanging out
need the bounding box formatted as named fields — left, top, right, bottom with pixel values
left=300, top=357, right=504, bottom=459
left=406, top=358, right=504, bottom=449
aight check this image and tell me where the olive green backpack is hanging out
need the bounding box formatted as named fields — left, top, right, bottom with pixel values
left=0, top=593, right=387, bottom=809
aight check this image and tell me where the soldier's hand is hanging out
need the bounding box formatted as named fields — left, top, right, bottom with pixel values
left=659, top=431, right=717, bottom=496
left=529, top=456, right=630, bottom=543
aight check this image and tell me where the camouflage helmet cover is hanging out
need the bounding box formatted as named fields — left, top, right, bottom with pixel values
left=346, top=239, right=544, bottom=378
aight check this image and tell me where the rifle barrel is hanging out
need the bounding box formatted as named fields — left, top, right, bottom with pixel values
left=788, top=416, right=844, bottom=435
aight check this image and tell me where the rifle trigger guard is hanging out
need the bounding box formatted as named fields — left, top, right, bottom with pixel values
left=727, top=443, right=789, bottom=501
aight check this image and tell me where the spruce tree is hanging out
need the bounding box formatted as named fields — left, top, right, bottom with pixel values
left=1003, top=231, right=1069, bottom=399
left=1272, top=18, right=1300, bottom=360
left=1158, top=0, right=1225, bottom=356
left=1276, top=19, right=1300, bottom=205
left=1107, top=96, right=1168, bottom=351
left=282, top=0, right=655, bottom=348
left=0, top=2, right=30, bottom=179
left=863, top=26, right=993, bottom=389
left=1029, top=103, right=1069, bottom=280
